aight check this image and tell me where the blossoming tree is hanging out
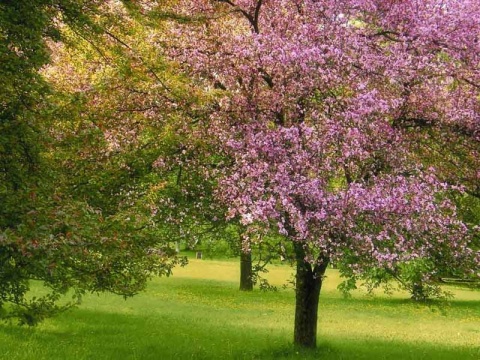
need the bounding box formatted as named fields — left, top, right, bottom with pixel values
left=161, top=0, right=480, bottom=347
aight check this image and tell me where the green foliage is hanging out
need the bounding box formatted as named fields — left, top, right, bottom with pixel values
left=337, top=255, right=459, bottom=302
left=396, top=260, right=453, bottom=302
left=0, top=0, right=187, bottom=324
left=456, top=195, right=480, bottom=255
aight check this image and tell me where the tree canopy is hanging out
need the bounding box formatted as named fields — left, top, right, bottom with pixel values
left=0, top=0, right=478, bottom=349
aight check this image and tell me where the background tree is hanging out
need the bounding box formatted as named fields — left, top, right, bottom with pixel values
left=160, top=0, right=480, bottom=348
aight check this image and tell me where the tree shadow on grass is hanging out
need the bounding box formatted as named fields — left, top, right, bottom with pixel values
left=1, top=307, right=479, bottom=360
left=1, top=308, right=286, bottom=360
left=259, top=338, right=479, bottom=360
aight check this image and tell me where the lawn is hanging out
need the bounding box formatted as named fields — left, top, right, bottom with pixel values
left=0, top=258, right=478, bottom=359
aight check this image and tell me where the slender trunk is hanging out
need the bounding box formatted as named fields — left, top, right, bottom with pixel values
left=293, top=242, right=329, bottom=348
left=239, top=250, right=253, bottom=291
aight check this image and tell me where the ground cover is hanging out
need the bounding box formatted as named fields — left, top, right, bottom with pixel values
left=0, top=258, right=478, bottom=359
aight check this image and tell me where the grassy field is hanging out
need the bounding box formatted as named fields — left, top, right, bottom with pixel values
left=0, top=258, right=479, bottom=359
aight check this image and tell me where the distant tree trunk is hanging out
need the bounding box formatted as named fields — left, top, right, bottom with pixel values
left=411, top=282, right=427, bottom=301
left=293, top=242, right=329, bottom=348
left=239, top=250, right=253, bottom=291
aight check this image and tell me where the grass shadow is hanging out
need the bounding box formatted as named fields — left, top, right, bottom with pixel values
left=257, top=338, right=479, bottom=360
left=1, top=305, right=479, bottom=360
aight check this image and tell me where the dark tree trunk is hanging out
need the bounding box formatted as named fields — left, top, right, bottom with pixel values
left=293, top=242, right=329, bottom=348
left=239, top=250, right=253, bottom=291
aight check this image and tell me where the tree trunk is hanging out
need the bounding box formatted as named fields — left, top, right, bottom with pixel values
left=293, top=242, right=329, bottom=348
left=239, top=250, right=253, bottom=291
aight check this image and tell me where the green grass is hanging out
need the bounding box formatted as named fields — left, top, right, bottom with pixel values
left=0, top=258, right=479, bottom=359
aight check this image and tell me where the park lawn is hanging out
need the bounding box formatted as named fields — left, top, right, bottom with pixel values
left=0, top=258, right=478, bottom=359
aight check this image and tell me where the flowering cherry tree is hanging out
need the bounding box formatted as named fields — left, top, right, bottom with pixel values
left=161, top=0, right=480, bottom=347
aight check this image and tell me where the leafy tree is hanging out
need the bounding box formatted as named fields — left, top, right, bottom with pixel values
left=0, top=0, right=184, bottom=324
left=0, top=0, right=100, bottom=323
left=160, top=0, right=480, bottom=348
